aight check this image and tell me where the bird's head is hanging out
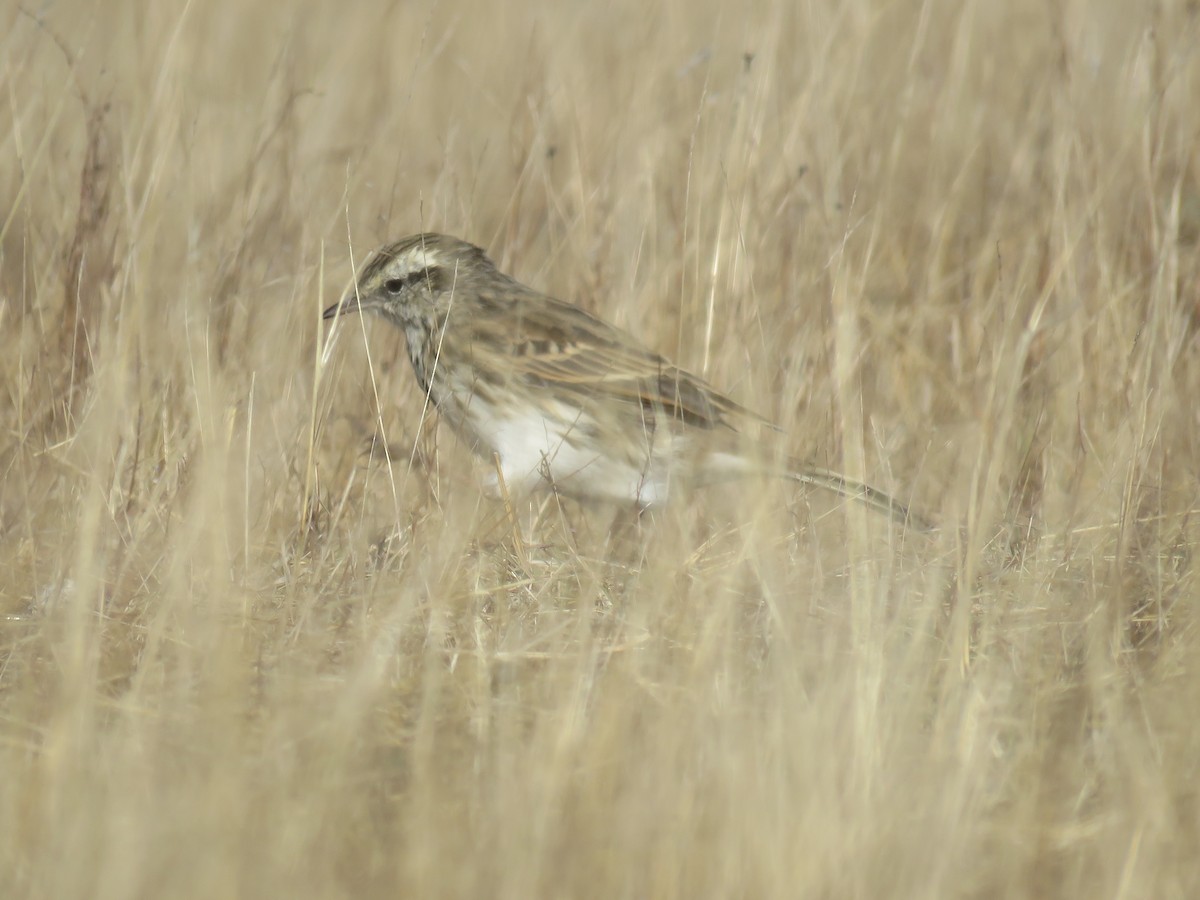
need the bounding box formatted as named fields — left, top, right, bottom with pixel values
left=323, top=232, right=492, bottom=327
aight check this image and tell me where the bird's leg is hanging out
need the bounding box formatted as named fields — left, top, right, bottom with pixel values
left=492, top=452, right=530, bottom=572
left=602, top=501, right=648, bottom=581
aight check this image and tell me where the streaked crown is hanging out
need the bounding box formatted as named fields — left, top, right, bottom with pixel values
left=324, top=232, right=495, bottom=323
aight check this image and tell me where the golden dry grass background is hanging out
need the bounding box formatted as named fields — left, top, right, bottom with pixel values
left=3, top=0, right=1200, bottom=896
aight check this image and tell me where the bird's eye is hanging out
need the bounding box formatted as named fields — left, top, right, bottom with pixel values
left=384, top=278, right=405, bottom=294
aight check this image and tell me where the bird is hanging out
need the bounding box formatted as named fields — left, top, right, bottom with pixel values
left=323, top=232, right=926, bottom=528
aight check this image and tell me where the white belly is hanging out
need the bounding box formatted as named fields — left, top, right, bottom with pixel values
left=464, top=397, right=671, bottom=506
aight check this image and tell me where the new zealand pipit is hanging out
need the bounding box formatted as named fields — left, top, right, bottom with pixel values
left=323, top=233, right=925, bottom=527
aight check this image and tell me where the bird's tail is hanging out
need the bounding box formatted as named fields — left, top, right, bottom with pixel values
left=698, top=450, right=931, bottom=529
left=785, top=462, right=930, bottom=529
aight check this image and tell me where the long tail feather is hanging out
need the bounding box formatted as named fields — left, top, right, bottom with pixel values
left=786, top=464, right=931, bottom=530
left=700, top=451, right=931, bottom=529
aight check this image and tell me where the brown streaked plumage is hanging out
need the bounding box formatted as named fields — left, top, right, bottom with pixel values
left=324, top=232, right=927, bottom=527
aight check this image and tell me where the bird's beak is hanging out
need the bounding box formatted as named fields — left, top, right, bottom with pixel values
left=322, top=288, right=361, bottom=321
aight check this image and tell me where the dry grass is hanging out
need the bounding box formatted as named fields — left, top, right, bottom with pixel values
left=3, top=0, right=1200, bottom=896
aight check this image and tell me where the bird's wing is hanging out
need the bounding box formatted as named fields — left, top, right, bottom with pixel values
left=466, top=293, right=772, bottom=432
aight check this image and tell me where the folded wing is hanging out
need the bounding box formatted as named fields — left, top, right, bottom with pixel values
left=462, top=290, right=771, bottom=432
